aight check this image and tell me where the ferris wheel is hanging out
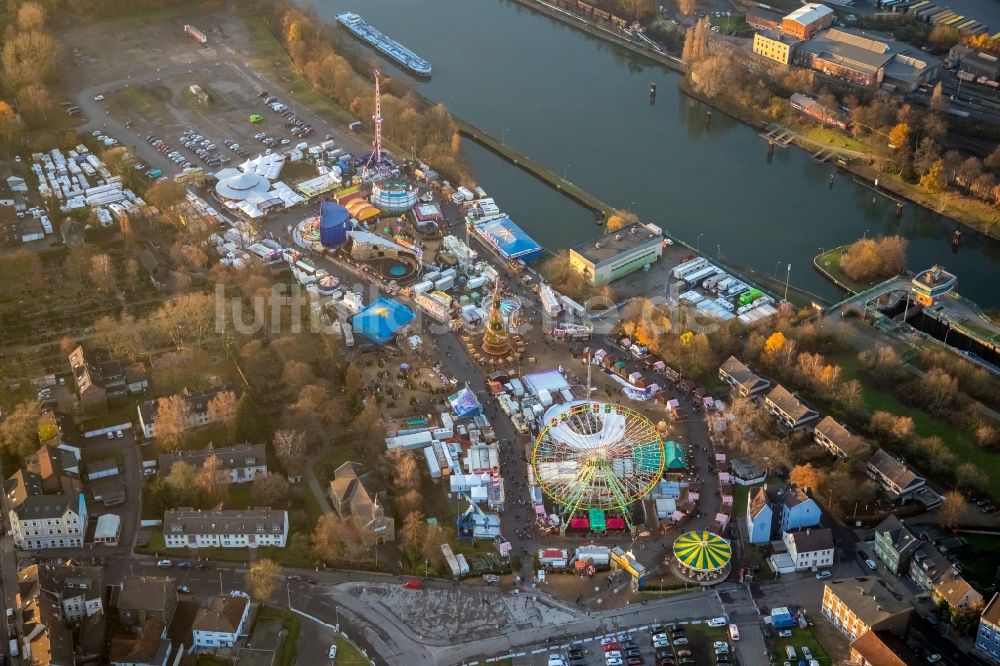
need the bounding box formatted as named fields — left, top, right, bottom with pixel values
left=531, top=401, right=665, bottom=528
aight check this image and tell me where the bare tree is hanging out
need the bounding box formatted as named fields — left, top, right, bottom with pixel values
left=197, top=455, right=227, bottom=506
left=312, top=514, right=366, bottom=562
left=939, top=490, right=965, bottom=529
left=207, top=390, right=238, bottom=436
left=252, top=473, right=290, bottom=507
left=420, top=524, right=449, bottom=572
left=400, top=511, right=427, bottom=550
left=246, top=558, right=282, bottom=601
left=0, top=400, right=42, bottom=458
left=145, top=178, right=186, bottom=214
left=164, top=461, right=202, bottom=507
left=89, top=253, right=116, bottom=293
left=272, top=429, right=307, bottom=470
left=16, top=2, right=47, bottom=30
left=155, top=395, right=189, bottom=451
left=390, top=450, right=420, bottom=495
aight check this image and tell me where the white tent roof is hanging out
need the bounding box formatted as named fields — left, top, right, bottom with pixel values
left=215, top=172, right=270, bottom=201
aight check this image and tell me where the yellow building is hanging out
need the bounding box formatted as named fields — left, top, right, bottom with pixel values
left=753, top=30, right=799, bottom=65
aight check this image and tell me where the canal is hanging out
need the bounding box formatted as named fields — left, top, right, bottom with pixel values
left=311, top=0, right=1000, bottom=307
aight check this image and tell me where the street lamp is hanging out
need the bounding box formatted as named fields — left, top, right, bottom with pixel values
left=502, top=128, right=510, bottom=147
left=696, top=233, right=704, bottom=252
left=773, top=260, right=781, bottom=279
left=784, top=263, right=792, bottom=301
left=716, top=244, right=721, bottom=259
left=563, top=163, right=571, bottom=180
left=862, top=229, right=870, bottom=239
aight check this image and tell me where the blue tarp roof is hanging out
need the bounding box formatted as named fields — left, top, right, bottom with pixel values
left=352, top=297, right=415, bottom=344
left=448, top=386, right=483, bottom=418
left=320, top=201, right=349, bottom=248
left=478, top=215, right=543, bottom=261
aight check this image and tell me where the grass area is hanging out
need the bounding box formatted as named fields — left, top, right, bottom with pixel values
left=835, top=356, right=1000, bottom=497
left=956, top=532, right=1000, bottom=589
left=253, top=606, right=302, bottom=666
left=224, top=483, right=254, bottom=509
left=733, top=483, right=752, bottom=518
left=813, top=246, right=881, bottom=294
left=798, top=124, right=872, bottom=156
left=334, top=636, right=368, bottom=665
left=108, top=86, right=161, bottom=120
left=768, top=625, right=831, bottom=665
left=291, top=483, right=323, bottom=528
left=708, top=13, right=749, bottom=34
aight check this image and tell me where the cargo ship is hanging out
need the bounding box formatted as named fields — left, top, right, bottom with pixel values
left=336, top=12, right=432, bottom=77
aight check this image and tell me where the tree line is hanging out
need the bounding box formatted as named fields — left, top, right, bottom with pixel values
left=0, top=1, right=61, bottom=148
left=254, top=0, right=471, bottom=184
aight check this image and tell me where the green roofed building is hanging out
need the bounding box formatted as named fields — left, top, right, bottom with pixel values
left=664, top=440, right=686, bottom=469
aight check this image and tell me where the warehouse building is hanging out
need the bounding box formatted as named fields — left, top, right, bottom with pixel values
left=569, top=222, right=663, bottom=285
left=794, top=28, right=940, bottom=92
left=782, top=3, right=834, bottom=39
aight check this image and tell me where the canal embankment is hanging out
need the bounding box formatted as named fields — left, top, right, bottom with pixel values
left=454, top=116, right=614, bottom=219
left=507, top=0, right=686, bottom=74
left=509, top=0, right=1000, bottom=242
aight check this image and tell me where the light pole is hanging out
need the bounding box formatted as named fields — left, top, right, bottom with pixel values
left=563, top=163, right=572, bottom=180
left=502, top=128, right=510, bottom=147
left=696, top=233, right=704, bottom=252
left=716, top=244, right=721, bottom=259
left=784, top=263, right=791, bottom=301
left=862, top=229, right=870, bottom=239
left=773, top=260, right=781, bottom=279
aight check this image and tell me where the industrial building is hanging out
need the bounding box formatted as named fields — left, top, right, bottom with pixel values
left=948, top=44, right=1000, bottom=80
left=781, top=3, right=835, bottom=39
left=794, top=28, right=941, bottom=92
left=753, top=30, right=801, bottom=65
left=569, top=222, right=663, bottom=285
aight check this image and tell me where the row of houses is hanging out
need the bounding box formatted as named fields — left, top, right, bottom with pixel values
left=872, top=515, right=983, bottom=611
left=10, top=563, right=250, bottom=665
left=719, top=357, right=941, bottom=509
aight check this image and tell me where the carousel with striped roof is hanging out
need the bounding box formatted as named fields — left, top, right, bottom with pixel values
left=670, top=530, right=732, bottom=585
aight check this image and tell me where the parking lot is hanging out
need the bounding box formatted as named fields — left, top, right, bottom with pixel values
left=506, top=621, right=732, bottom=666
left=65, top=9, right=370, bottom=181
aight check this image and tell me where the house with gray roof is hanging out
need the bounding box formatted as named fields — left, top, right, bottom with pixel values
left=764, top=385, right=819, bottom=431
left=163, top=508, right=287, bottom=549
left=866, top=449, right=926, bottom=502
left=814, top=416, right=870, bottom=459
left=718, top=356, right=771, bottom=397
left=158, top=443, right=266, bottom=484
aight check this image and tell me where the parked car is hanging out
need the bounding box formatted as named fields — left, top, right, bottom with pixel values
left=707, top=617, right=727, bottom=627
left=815, top=570, right=831, bottom=579
left=327, top=644, right=337, bottom=659
left=778, top=629, right=792, bottom=638
left=865, top=559, right=878, bottom=570
left=156, top=560, right=172, bottom=568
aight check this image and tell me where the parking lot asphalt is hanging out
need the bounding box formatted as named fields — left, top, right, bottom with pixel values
left=66, top=10, right=371, bottom=186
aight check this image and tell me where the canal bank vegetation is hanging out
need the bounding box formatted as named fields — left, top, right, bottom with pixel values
left=252, top=0, right=471, bottom=184
left=678, top=20, right=1000, bottom=238
left=838, top=235, right=907, bottom=283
